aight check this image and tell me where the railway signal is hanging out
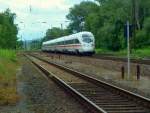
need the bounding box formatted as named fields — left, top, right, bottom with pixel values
left=124, top=24, right=133, bottom=38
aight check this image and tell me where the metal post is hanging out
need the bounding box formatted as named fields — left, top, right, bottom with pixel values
left=61, top=23, right=63, bottom=30
left=121, top=66, right=125, bottom=79
left=137, top=65, right=140, bottom=80
left=127, top=21, right=131, bottom=79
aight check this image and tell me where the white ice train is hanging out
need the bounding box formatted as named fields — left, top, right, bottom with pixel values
left=42, top=31, right=95, bottom=55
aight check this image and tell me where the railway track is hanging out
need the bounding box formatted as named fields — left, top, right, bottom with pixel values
left=92, top=54, right=150, bottom=65
left=38, top=51, right=150, bottom=65
left=26, top=54, right=150, bottom=113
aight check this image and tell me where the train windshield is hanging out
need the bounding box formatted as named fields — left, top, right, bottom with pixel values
left=82, top=34, right=93, bottom=43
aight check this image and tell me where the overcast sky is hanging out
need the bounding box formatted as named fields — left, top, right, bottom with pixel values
left=0, top=0, right=94, bottom=41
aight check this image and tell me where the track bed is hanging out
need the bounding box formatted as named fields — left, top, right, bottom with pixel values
left=27, top=54, right=150, bottom=113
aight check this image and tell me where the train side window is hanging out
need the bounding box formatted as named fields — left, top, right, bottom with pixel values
left=61, top=41, right=63, bottom=45
left=65, top=40, right=67, bottom=44
left=67, top=40, right=69, bottom=44
left=70, top=40, right=73, bottom=44
left=70, top=40, right=72, bottom=44
left=65, top=40, right=74, bottom=44
left=60, top=42, right=62, bottom=45
left=66, top=40, right=70, bottom=44
left=65, top=40, right=68, bottom=45
left=74, top=39, right=80, bottom=44
left=55, top=42, right=57, bottom=45
left=63, top=41, right=65, bottom=45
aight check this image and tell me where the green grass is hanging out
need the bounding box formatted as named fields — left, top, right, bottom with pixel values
left=0, top=49, right=16, bottom=61
left=0, top=49, right=20, bottom=105
left=132, top=47, right=150, bottom=58
left=95, top=48, right=110, bottom=54
left=95, top=46, right=150, bottom=59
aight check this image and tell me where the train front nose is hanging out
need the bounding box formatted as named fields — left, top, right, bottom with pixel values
left=81, top=33, right=95, bottom=53
left=83, top=43, right=95, bottom=52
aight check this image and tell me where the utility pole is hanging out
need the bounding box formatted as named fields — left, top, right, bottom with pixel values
left=127, top=21, right=131, bottom=79
left=24, top=40, right=27, bottom=50
left=60, top=23, right=64, bottom=36
left=61, top=23, right=63, bottom=30
left=124, top=21, right=131, bottom=80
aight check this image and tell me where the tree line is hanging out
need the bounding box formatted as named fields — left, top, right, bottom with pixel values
left=43, top=0, right=150, bottom=51
left=0, top=9, right=18, bottom=49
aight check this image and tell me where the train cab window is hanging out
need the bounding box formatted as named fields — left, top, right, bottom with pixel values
left=82, top=34, right=93, bottom=43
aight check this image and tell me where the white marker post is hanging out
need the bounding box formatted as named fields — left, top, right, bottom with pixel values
left=127, top=21, right=130, bottom=79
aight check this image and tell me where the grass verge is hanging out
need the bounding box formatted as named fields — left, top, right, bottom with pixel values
left=95, top=46, right=150, bottom=59
left=0, top=49, right=20, bottom=106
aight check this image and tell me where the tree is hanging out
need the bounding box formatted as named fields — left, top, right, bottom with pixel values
left=66, top=0, right=150, bottom=50
left=30, top=39, right=42, bottom=50
left=66, top=1, right=99, bottom=32
left=43, top=27, right=70, bottom=41
left=135, top=17, right=150, bottom=48
left=0, top=9, right=18, bottom=49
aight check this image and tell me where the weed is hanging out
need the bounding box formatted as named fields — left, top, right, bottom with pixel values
left=0, top=49, right=20, bottom=106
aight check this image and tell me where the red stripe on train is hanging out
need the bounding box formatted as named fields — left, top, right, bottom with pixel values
left=56, top=44, right=82, bottom=47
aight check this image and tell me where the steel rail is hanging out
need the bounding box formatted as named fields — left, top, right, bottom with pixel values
left=39, top=52, right=150, bottom=65
left=26, top=55, right=107, bottom=113
left=27, top=54, right=150, bottom=113
left=92, top=54, right=150, bottom=65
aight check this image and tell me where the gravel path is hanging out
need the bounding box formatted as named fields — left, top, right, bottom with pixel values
left=30, top=56, right=86, bottom=84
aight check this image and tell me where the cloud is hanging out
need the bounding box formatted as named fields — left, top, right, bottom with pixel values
left=0, top=0, right=71, bottom=12
left=0, top=0, right=93, bottom=40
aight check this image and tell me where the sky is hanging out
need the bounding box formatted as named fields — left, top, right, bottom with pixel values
left=0, top=0, right=94, bottom=41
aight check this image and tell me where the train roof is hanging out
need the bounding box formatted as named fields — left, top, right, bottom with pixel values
left=43, top=31, right=93, bottom=45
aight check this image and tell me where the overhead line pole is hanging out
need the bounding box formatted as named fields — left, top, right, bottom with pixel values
left=127, top=21, right=130, bottom=80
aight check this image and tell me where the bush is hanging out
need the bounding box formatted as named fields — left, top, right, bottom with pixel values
left=97, top=23, right=122, bottom=51
left=135, top=17, right=150, bottom=48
